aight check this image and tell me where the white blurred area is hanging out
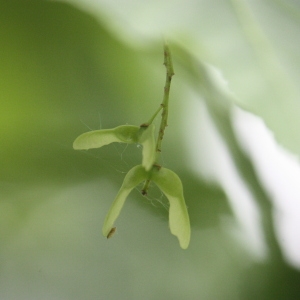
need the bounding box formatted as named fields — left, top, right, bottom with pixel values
left=184, top=96, right=268, bottom=261
left=233, top=106, right=300, bottom=269
left=184, top=94, right=300, bottom=269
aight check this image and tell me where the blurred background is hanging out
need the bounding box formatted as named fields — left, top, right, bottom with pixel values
left=1, top=0, right=300, bottom=299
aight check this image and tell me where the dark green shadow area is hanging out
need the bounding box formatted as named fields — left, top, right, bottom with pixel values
left=0, top=0, right=158, bottom=186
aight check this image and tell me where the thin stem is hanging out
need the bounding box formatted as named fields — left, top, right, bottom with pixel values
left=156, top=42, right=174, bottom=156
left=145, top=104, right=163, bottom=126
left=141, top=42, right=174, bottom=195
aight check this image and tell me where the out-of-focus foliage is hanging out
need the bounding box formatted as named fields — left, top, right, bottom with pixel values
left=66, top=0, right=300, bottom=156
left=1, top=0, right=300, bottom=299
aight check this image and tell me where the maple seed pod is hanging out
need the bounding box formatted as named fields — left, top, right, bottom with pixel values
left=151, top=167, right=191, bottom=249
left=73, top=125, right=140, bottom=150
left=138, top=124, right=156, bottom=171
left=102, top=165, right=148, bottom=237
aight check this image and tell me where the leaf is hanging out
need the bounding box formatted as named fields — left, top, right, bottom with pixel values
left=73, top=125, right=139, bottom=150
left=138, top=124, right=156, bottom=171
left=102, top=165, right=148, bottom=237
left=152, top=167, right=191, bottom=249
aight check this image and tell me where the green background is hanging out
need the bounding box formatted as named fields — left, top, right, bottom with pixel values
left=1, top=1, right=300, bottom=299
